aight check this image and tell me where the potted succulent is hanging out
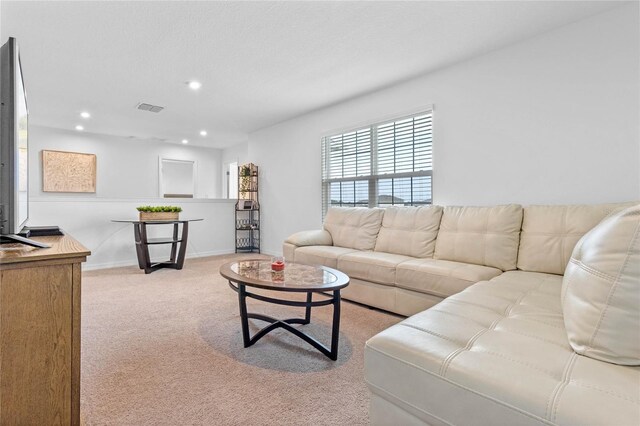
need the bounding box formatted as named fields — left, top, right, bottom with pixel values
left=136, top=205, right=182, bottom=221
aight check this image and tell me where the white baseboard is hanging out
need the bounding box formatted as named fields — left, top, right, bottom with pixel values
left=82, top=249, right=235, bottom=271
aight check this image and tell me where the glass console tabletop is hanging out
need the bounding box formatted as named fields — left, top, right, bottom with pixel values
left=111, top=218, right=204, bottom=224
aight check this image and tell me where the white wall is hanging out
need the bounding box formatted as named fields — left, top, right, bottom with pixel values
left=26, top=125, right=237, bottom=269
left=248, top=5, right=640, bottom=255
left=29, top=197, right=236, bottom=270
left=30, top=125, right=223, bottom=199
left=220, top=141, right=249, bottom=198
left=222, top=141, right=249, bottom=169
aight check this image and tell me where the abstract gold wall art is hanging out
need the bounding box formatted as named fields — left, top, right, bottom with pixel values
left=42, top=150, right=96, bottom=193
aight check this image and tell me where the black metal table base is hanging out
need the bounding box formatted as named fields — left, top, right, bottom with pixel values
left=133, top=222, right=189, bottom=274
left=228, top=281, right=342, bottom=361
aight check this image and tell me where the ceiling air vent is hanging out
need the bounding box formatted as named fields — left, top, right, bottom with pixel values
left=136, top=103, right=164, bottom=113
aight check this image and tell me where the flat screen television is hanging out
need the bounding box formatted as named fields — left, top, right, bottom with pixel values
left=0, top=37, right=48, bottom=248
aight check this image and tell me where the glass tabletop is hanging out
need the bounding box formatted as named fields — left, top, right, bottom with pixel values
left=111, top=218, right=204, bottom=223
left=220, top=260, right=349, bottom=292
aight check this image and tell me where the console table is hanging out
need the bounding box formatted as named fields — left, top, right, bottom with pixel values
left=112, top=218, right=203, bottom=274
left=0, top=233, right=90, bottom=425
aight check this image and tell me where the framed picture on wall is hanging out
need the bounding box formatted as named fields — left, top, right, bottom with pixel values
left=42, top=150, right=96, bottom=193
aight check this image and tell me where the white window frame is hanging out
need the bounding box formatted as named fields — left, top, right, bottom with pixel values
left=321, top=109, right=433, bottom=215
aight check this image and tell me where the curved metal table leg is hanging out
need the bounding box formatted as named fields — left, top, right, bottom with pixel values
left=235, top=283, right=341, bottom=360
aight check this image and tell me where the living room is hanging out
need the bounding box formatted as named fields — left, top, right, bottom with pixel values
left=0, top=1, right=638, bottom=425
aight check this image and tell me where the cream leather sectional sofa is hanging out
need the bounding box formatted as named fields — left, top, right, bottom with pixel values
left=284, top=203, right=628, bottom=317
left=283, top=202, right=639, bottom=426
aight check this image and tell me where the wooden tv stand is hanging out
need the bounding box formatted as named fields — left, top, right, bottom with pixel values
left=0, top=233, right=90, bottom=425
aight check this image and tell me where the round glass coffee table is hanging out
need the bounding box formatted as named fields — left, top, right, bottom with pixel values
left=219, top=260, right=350, bottom=360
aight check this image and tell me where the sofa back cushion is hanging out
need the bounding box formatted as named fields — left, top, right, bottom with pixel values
left=517, top=202, right=636, bottom=275
left=561, top=204, right=640, bottom=365
left=323, top=207, right=384, bottom=250
left=434, top=204, right=523, bottom=271
left=374, top=206, right=443, bottom=258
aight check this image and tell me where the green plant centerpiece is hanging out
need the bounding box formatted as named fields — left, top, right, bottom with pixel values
left=136, top=205, right=182, bottom=221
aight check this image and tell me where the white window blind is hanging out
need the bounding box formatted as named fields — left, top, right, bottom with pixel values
left=322, top=110, right=433, bottom=214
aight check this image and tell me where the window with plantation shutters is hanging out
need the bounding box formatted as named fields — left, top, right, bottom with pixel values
left=322, top=110, right=433, bottom=214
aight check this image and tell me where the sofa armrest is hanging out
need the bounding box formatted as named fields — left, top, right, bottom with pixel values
left=285, top=230, right=333, bottom=247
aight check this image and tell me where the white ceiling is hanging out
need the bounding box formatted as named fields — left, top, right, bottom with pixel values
left=1, top=1, right=625, bottom=149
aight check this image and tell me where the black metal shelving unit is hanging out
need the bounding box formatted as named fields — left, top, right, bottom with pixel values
left=235, top=163, right=260, bottom=253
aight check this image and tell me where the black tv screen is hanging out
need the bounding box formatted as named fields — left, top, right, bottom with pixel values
left=0, top=37, right=29, bottom=235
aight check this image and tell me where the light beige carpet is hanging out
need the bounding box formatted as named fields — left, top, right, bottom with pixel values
left=81, top=254, right=402, bottom=425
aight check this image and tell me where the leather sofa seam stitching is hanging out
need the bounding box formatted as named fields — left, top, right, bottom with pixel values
left=568, top=258, right=617, bottom=282
left=479, top=350, right=560, bottom=378
left=438, top=230, right=516, bottom=236
left=507, top=278, right=549, bottom=310
left=492, top=327, right=568, bottom=348
left=365, top=345, right=554, bottom=425
left=365, top=381, right=455, bottom=426
left=440, top=318, right=501, bottom=377
left=427, top=306, right=499, bottom=326
left=503, top=282, right=540, bottom=316
left=339, top=257, right=406, bottom=266
left=497, top=280, right=565, bottom=330
left=398, top=269, right=477, bottom=280
left=586, top=221, right=640, bottom=352
left=399, top=262, right=500, bottom=273
left=445, top=298, right=509, bottom=314
left=511, top=303, right=561, bottom=314
left=399, top=323, right=466, bottom=345
left=512, top=316, right=564, bottom=330
left=552, top=353, right=578, bottom=422
left=448, top=294, right=512, bottom=308
left=568, top=380, right=640, bottom=404
left=559, top=208, right=567, bottom=274
left=483, top=213, right=489, bottom=267
left=545, top=352, right=577, bottom=421
left=523, top=231, right=599, bottom=236
left=394, top=285, right=454, bottom=299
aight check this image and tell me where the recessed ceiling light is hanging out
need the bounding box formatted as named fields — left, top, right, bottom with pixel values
left=80, top=111, right=91, bottom=119
left=187, top=81, right=202, bottom=90
left=75, top=125, right=84, bottom=131
left=199, top=130, right=207, bottom=136
left=181, top=139, right=189, bottom=144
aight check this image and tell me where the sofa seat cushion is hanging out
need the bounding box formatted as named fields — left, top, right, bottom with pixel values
left=294, top=245, right=358, bottom=269
left=365, top=271, right=640, bottom=426
left=337, top=252, right=416, bottom=286
left=395, top=258, right=502, bottom=299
